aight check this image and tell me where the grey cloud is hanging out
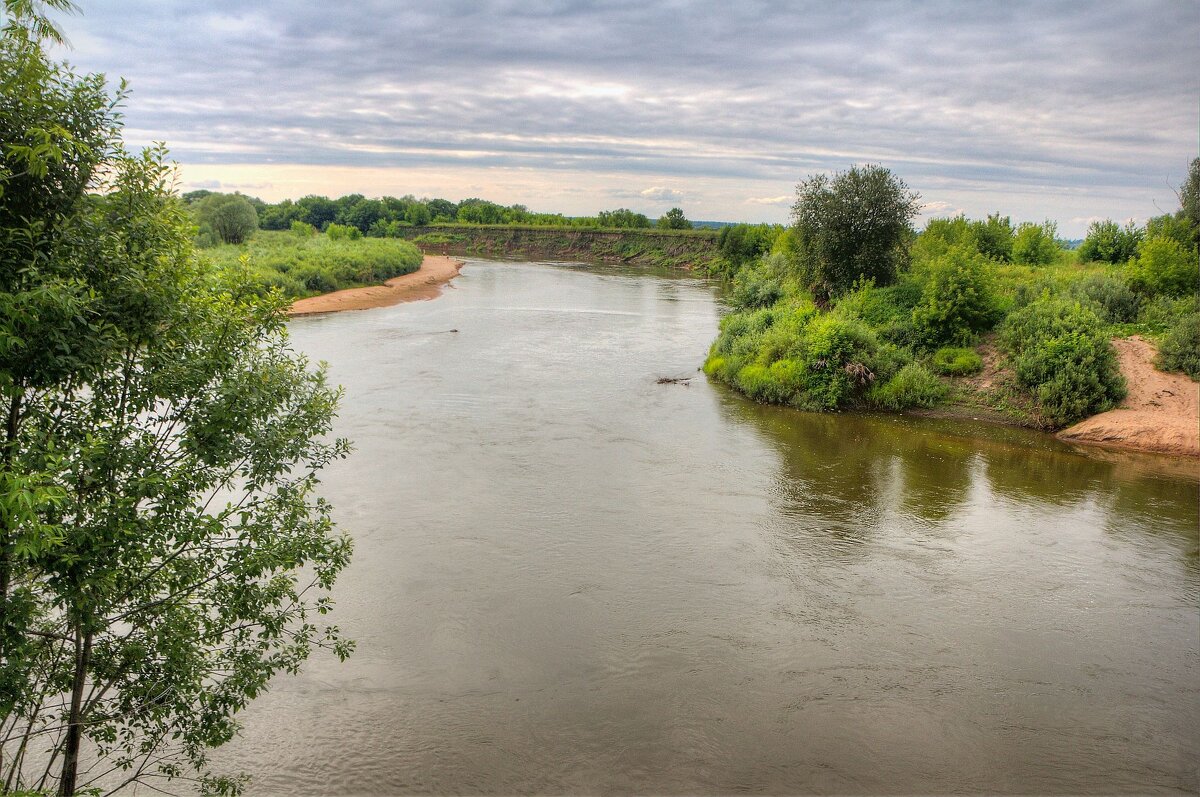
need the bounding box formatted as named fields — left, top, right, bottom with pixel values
left=52, top=0, right=1200, bottom=228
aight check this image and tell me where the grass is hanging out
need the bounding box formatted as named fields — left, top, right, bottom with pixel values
left=203, top=230, right=423, bottom=298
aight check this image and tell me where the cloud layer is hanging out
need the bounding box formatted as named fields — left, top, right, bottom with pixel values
left=54, top=0, right=1200, bottom=233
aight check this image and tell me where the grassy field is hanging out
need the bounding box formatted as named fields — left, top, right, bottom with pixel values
left=203, top=230, right=423, bottom=299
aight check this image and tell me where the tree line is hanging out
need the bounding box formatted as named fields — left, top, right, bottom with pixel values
left=186, top=190, right=696, bottom=247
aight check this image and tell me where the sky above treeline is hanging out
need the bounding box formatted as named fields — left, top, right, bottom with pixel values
left=53, top=0, right=1199, bottom=236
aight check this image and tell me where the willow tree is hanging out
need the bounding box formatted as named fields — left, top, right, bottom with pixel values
left=791, top=164, right=920, bottom=303
left=1, top=5, right=352, bottom=795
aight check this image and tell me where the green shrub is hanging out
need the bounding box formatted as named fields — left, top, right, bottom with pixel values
left=290, top=220, right=318, bottom=237
left=910, top=246, right=1000, bottom=347
left=869, top=363, right=948, bottom=410
left=931, top=346, right=983, bottom=376
left=1012, top=221, right=1060, bottom=266
left=1077, top=220, right=1142, bottom=264
left=1068, top=273, right=1141, bottom=323
left=730, top=259, right=783, bottom=309
left=325, top=223, right=362, bottom=241
left=1155, top=313, right=1200, bottom=379
left=794, top=315, right=884, bottom=409
left=1125, top=236, right=1198, bottom=297
left=1000, top=298, right=1126, bottom=425
left=703, top=303, right=899, bottom=410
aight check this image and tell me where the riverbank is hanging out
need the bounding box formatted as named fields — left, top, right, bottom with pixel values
left=396, top=225, right=722, bottom=270
left=288, top=255, right=463, bottom=316
left=1058, top=335, right=1199, bottom=457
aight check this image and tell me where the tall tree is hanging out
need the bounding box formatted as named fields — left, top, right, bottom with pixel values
left=791, top=165, right=920, bottom=302
left=656, top=207, right=691, bottom=230
left=1, top=8, right=352, bottom=795
left=196, top=193, right=259, bottom=245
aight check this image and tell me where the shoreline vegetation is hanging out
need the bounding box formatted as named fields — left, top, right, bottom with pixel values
left=190, top=170, right=1199, bottom=461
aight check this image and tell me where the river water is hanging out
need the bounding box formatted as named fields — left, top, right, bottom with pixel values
left=220, top=260, right=1199, bottom=795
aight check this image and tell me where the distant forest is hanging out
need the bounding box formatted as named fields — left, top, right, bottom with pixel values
left=182, top=190, right=700, bottom=242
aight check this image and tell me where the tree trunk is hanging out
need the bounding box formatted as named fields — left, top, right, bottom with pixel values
left=58, top=625, right=91, bottom=796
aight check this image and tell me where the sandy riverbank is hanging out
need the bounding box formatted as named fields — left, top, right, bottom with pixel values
left=288, top=255, right=463, bottom=316
left=1059, top=335, right=1199, bottom=458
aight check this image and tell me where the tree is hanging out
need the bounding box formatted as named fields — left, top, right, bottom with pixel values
left=1011, top=220, right=1060, bottom=265
left=656, top=207, right=691, bottom=229
left=970, top=213, right=1014, bottom=262
left=791, top=165, right=920, bottom=302
left=1077, top=219, right=1142, bottom=264
left=196, top=193, right=258, bottom=245
left=1, top=9, right=352, bottom=795
left=295, top=195, right=338, bottom=231
left=1181, top=157, right=1199, bottom=246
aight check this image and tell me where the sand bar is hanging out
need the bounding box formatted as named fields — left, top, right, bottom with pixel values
left=1059, top=335, right=1199, bottom=458
left=288, top=255, right=463, bottom=316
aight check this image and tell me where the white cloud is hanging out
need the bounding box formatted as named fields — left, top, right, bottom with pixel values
left=639, top=186, right=684, bottom=202
left=745, top=195, right=791, bottom=206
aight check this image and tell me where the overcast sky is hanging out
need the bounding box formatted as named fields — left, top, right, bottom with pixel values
left=52, top=0, right=1200, bottom=235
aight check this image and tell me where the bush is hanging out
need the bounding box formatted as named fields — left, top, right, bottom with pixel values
left=1012, top=220, right=1060, bottom=265
left=910, top=246, right=1000, bottom=347
left=1125, top=236, right=1198, bottom=297
left=1068, top=273, right=1141, bottom=323
left=325, top=223, right=362, bottom=241
left=290, top=220, right=318, bottom=237
left=703, top=303, right=900, bottom=410
left=869, top=363, right=948, bottom=410
left=1000, top=298, right=1125, bottom=425
left=931, top=347, right=983, bottom=376
left=730, top=259, right=783, bottom=309
left=1155, top=313, right=1200, bottom=379
left=1077, top=220, right=1143, bottom=264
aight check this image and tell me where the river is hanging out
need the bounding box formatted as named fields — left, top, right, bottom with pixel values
left=218, top=259, right=1199, bottom=795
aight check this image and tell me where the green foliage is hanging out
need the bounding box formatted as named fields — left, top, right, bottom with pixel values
left=205, top=230, right=423, bottom=298
left=704, top=300, right=904, bottom=411
left=1, top=16, right=352, bottom=794
left=1068, top=272, right=1141, bottom=323
left=596, top=207, right=651, bottom=228
left=325, top=222, right=362, bottom=241
left=931, top=346, right=984, bottom=376
left=912, top=215, right=976, bottom=263
left=791, top=164, right=920, bottom=301
left=1011, top=220, right=1061, bottom=265
left=910, top=246, right=1000, bottom=347
left=1125, top=235, right=1198, bottom=297
left=1182, top=157, right=1200, bottom=248
left=291, top=219, right=317, bottom=237
left=656, top=207, right=692, bottom=230
left=715, top=223, right=783, bottom=275
left=1145, top=212, right=1195, bottom=250
left=196, top=192, right=259, bottom=245
left=868, top=362, right=948, bottom=410
left=971, top=213, right=1015, bottom=262
left=999, top=297, right=1125, bottom=425
left=729, top=253, right=784, bottom=309
left=1077, top=219, right=1142, bottom=264
left=1154, top=312, right=1200, bottom=379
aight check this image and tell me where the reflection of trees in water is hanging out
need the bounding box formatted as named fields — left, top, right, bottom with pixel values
left=722, top=390, right=1199, bottom=563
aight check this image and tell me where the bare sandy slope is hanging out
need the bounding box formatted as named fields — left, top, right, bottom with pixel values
left=287, top=256, right=463, bottom=316
left=1059, top=335, right=1199, bottom=457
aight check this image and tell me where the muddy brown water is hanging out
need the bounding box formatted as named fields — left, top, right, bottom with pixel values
left=217, top=260, right=1199, bottom=795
